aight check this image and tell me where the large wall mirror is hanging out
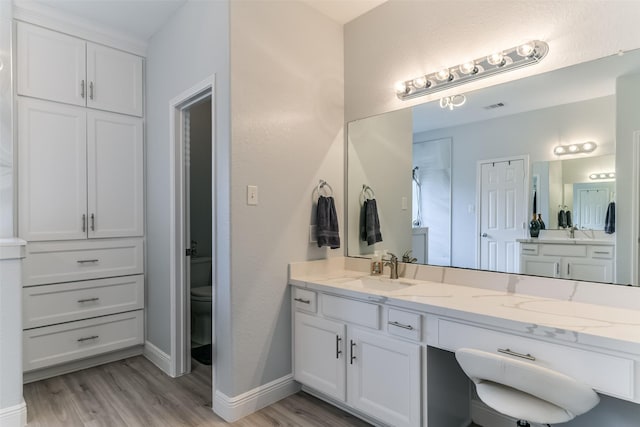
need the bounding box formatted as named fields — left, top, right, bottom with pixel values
left=347, top=49, right=640, bottom=285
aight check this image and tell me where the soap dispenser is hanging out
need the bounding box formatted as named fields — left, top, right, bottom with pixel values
left=371, top=251, right=383, bottom=275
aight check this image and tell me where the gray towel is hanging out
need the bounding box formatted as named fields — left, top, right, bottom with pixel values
left=316, top=196, right=340, bottom=249
left=566, top=210, right=573, bottom=228
left=605, top=202, right=615, bottom=234
left=360, top=199, right=383, bottom=245
left=558, top=210, right=567, bottom=228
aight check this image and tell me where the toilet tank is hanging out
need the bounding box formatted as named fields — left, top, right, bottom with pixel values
left=191, top=256, right=212, bottom=287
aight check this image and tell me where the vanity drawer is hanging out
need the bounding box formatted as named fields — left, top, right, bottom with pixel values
left=322, top=294, right=380, bottom=330
left=293, top=288, right=317, bottom=313
left=23, top=239, right=143, bottom=286
left=23, top=275, right=144, bottom=329
left=520, top=244, right=539, bottom=255
left=540, top=244, right=587, bottom=257
left=387, top=308, right=421, bottom=341
left=437, top=319, right=634, bottom=400
left=590, top=246, right=614, bottom=259
left=23, top=310, right=144, bottom=372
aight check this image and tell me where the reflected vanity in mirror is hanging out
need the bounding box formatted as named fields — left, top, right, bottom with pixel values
left=347, top=48, right=640, bottom=285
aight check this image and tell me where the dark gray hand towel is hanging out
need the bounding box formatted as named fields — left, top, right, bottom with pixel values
left=605, top=202, right=615, bottom=234
left=316, top=196, right=340, bottom=249
left=361, top=199, right=383, bottom=245
left=558, top=210, right=567, bottom=228
left=566, top=210, right=573, bottom=228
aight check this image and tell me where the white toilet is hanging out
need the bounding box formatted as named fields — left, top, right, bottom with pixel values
left=190, top=256, right=212, bottom=347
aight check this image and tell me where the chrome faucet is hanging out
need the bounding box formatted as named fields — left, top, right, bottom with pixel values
left=570, top=225, right=578, bottom=239
left=384, top=252, right=399, bottom=279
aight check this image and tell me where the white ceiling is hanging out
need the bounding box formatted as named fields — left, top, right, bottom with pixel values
left=301, top=0, right=386, bottom=24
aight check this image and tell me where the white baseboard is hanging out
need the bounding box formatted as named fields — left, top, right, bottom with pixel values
left=143, top=341, right=172, bottom=376
left=0, top=400, right=27, bottom=427
left=212, top=374, right=300, bottom=422
left=471, top=398, right=545, bottom=427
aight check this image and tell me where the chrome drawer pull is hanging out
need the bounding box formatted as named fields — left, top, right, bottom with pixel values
left=388, top=320, right=414, bottom=330
left=77, top=297, right=100, bottom=303
left=498, top=348, right=536, bottom=361
left=77, top=259, right=99, bottom=264
left=593, top=251, right=609, bottom=254
left=294, top=297, right=310, bottom=304
left=77, top=335, right=99, bottom=342
left=350, top=340, right=356, bottom=364
left=336, top=336, right=342, bottom=359
left=522, top=248, right=535, bottom=252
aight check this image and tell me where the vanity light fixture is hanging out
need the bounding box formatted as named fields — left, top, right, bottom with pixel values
left=395, top=40, right=549, bottom=100
left=440, top=94, right=467, bottom=110
left=553, top=141, right=597, bottom=156
left=589, top=172, right=616, bottom=180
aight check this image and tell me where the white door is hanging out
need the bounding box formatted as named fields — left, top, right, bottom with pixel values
left=479, top=159, right=526, bottom=273
left=576, top=188, right=609, bottom=230
left=86, top=43, right=143, bottom=117
left=17, top=22, right=86, bottom=107
left=347, top=327, right=421, bottom=427
left=87, top=110, right=144, bottom=238
left=294, top=312, right=346, bottom=401
left=18, top=98, right=87, bottom=241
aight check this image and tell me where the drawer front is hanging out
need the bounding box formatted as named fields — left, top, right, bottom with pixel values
left=387, top=308, right=422, bottom=341
left=590, top=245, right=614, bottom=259
left=437, top=319, right=634, bottom=400
left=322, top=294, right=380, bottom=330
left=23, top=310, right=144, bottom=372
left=23, top=238, right=143, bottom=286
left=23, top=275, right=144, bottom=329
left=540, top=244, right=587, bottom=257
left=293, top=288, right=317, bottom=313
left=520, top=244, right=539, bottom=256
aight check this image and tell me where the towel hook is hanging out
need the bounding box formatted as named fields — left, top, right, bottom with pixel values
left=360, top=184, right=376, bottom=204
left=315, top=179, right=333, bottom=198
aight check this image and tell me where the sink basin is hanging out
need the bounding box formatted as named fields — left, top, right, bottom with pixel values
left=343, top=277, right=416, bottom=292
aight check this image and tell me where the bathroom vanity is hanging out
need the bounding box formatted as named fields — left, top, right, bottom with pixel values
left=289, top=257, right=640, bottom=427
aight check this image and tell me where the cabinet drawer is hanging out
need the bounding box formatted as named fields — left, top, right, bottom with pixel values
left=322, top=294, right=380, bottom=330
left=520, top=244, right=539, bottom=255
left=590, top=246, right=614, bottom=259
left=437, top=319, right=634, bottom=400
left=23, top=310, right=143, bottom=372
left=293, top=288, right=317, bottom=313
left=387, top=308, right=422, bottom=341
left=23, top=238, right=143, bottom=286
left=23, top=275, right=144, bottom=329
left=540, top=244, right=587, bottom=257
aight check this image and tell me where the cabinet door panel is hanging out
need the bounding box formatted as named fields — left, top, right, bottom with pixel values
left=17, top=22, right=86, bottom=107
left=294, top=312, right=346, bottom=401
left=520, top=255, right=560, bottom=278
left=347, top=328, right=421, bottom=427
left=18, top=98, right=87, bottom=241
left=565, top=258, right=613, bottom=283
left=86, top=43, right=143, bottom=116
left=87, top=111, right=143, bottom=238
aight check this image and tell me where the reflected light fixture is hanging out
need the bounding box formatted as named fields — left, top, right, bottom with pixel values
left=553, top=141, right=598, bottom=156
left=440, top=94, right=467, bottom=110
left=589, top=172, right=616, bottom=180
left=395, top=40, right=549, bottom=100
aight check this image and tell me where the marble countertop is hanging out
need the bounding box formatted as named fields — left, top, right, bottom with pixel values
left=516, top=238, right=614, bottom=245
left=289, top=264, right=640, bottom=355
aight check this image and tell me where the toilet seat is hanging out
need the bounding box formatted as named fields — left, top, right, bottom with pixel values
left=191, top=286, right=212, bottom=302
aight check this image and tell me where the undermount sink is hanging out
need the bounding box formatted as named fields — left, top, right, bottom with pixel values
left=343, top=277, right=416, bottom=292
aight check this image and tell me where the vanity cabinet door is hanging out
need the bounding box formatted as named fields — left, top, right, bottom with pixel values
left=294, top=312, right=346, bottom=401
left=347, top=327, right=421, bottom=427
left=564, top=257, right=613, bottom=283
left=520, top=255, right=561, bottom=278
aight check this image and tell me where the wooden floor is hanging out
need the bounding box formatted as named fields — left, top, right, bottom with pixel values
left=24, top=356, right=371, bottom=427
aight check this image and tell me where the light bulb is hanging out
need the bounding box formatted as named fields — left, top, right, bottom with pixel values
left=436, top=69, right=451, bottom=81
left=516, top=42, right=535, bottom=57
left=459, top=61, right=477, bottom=75
left=589, top=174, right=598, bottom=179
left=394, top=81, right=408, bottom=94
left=599, top=173, right=607, bottom=179
left=487, top=52, right=505, bottom=66
left=554, top=146, right=566, bottom=155
left=412, top=76, right=427, bottom=89
left=582, top=141, right=596, bottom=151
left=608, top=173, right=616, bottom=178
left=568, top=145, right=579, bottom=152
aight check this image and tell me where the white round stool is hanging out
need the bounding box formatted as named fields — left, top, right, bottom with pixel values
left=455, top=348, right=600, bottom=426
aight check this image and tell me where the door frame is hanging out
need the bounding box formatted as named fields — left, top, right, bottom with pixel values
left=475, top=155, right=529, bottom=271
left=631, top=130, right=640, bottom=285
left=169, top=75, right=215, bottom=377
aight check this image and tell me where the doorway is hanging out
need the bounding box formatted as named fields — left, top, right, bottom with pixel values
left=477, top=156, right=527, bottom=273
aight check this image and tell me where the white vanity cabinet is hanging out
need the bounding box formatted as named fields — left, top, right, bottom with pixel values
left=292, top=290, right=422, bottom=427
left=519, top=242, right=614, bottom=282
left=17, top=22, right=143, bottom=117
left=18, top=98, right=144, bottom=241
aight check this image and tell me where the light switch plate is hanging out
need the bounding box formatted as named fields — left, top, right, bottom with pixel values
left=247, top=185, right=258, bottom=205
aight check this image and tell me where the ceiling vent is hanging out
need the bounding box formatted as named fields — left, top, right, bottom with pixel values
left=484, top=102, right=506, bottom=110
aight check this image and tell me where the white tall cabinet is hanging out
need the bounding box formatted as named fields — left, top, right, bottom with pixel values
left=16, top=21, right=145, bottom=379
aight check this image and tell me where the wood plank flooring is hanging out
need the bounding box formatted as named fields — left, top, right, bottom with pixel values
left=24, top=356, right=371, bottom=427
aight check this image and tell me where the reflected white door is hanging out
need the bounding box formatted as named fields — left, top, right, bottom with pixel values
left=479, top=159, right=526, bottom=273
left=576, top=188, right=609, bottom=230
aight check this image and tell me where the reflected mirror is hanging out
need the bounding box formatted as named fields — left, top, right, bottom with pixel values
left=347, top=49, right=640, bottom=285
